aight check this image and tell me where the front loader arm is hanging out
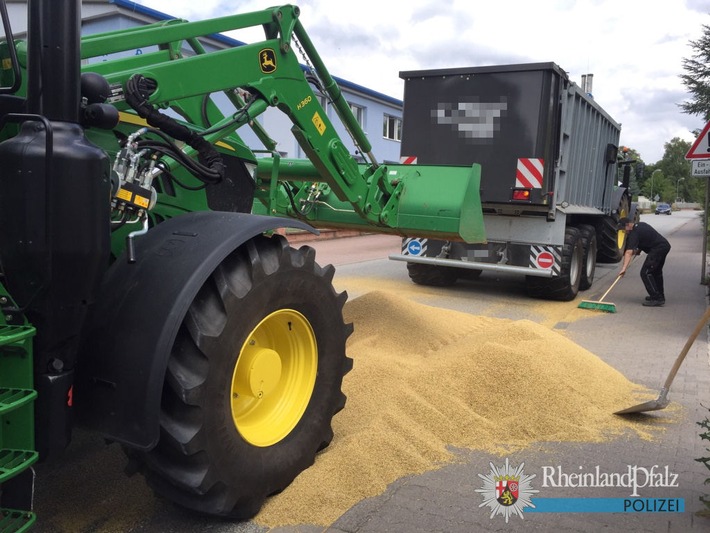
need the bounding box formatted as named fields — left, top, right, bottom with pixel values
left=79, top=4, right=484, bottom=242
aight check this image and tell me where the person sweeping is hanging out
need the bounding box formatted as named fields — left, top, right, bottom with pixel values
left=618, top=217, right=671, bottom=307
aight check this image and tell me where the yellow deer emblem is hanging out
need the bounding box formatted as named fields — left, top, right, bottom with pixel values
left=259, top=49, right=276, bottom=73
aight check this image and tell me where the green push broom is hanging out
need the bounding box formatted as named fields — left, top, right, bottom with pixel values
left=577, top=273, right=623, bottom=313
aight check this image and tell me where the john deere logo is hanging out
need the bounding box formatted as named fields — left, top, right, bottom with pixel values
left=475, top=459, right=538, bottom=522
left=259, top=48, right=277, bottom=73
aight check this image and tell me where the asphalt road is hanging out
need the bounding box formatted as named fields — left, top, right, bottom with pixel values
left=31, top=210, right=710, bottom=532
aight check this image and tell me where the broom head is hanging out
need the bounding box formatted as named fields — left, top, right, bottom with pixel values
left=577, top=300, right=617, bottom=313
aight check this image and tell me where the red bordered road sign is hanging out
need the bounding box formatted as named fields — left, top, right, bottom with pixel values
left=536, top=251, right=554, bottom=269
left=686, top=120, right=710, bottom=160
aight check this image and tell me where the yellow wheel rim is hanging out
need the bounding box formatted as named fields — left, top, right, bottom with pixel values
left=231, top=309, right=317, bottom=447
left=617, top=206, right=628, bottom=250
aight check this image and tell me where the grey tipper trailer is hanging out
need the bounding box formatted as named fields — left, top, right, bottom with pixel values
left=392, top=62, right=637, bottom=301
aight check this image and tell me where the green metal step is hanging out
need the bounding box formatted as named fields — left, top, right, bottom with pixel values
left=0, top=326, right=35, bottom=348
left=0, top=508, right=36, bottom=533
left=0, top=389, right=36, bottom=417
left=0, top=451, right=38, bottom=485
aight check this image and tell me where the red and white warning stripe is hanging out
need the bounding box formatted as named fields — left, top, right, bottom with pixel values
left=400, top=155, right=417, bottom=165
left=516, top=158, right=544, bottom=188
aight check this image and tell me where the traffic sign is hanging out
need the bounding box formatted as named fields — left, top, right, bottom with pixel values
left=686, top=120, right=710, bottom=160
left=536, top=251, right=554, bottom=269
left=692, top=160, right=710, bottom=177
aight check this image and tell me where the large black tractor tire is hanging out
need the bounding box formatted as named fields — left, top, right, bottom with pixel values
left=577, top=224, right=597, bottom=290
left=596, top=195, right=630, bottom=263
left=128, top=234, right=352, bottom=519
left=407, top=263, right=458, bottom=286
left=526, top=227, right=584, bottom=301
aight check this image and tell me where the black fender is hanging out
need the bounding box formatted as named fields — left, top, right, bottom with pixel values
left=610, top=186, right=628, bottom=215
left=76, top=211, right=316, bottom=450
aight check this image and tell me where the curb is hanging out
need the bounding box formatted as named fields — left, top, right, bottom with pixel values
left=279, top=228, right=371, bottom=244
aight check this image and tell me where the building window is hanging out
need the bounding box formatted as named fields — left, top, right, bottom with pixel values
left=317, top=94, right=329, bottom=114
left=349, top=102, right=365, bottom=127
left=383, top=114, right=402, bottom=141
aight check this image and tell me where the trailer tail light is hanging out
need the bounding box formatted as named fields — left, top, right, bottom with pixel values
left=512, top=188, right=531, bottom=201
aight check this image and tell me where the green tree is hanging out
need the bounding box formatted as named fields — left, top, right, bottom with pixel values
left=655, top=138, right=699, bottom=202
left=639, top=164, right=668, bottom=201
left=680, top=23, right=710, bottom=121
left=649, top=170, right=674, bottom=203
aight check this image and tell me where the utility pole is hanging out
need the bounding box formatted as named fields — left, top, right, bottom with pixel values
left=650, top=169, right=662, bottom=202
left=703, top=178, right=708, bottom=284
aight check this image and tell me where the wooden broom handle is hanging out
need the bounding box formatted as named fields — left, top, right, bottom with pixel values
left=663, top=306, right=710, bottom=389
left=598, top=273, right=623, bottom=302
left=600, top=256, right=636, bottom=302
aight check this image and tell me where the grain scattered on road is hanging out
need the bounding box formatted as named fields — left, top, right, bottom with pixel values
left=256, top=290, right=666, bottom=527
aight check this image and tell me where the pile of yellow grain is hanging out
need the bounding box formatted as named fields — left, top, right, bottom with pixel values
left=256, top=290, right=664, bottom=527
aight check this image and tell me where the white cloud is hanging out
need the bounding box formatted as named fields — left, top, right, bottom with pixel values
left=134, top=0, right=710, bottom=162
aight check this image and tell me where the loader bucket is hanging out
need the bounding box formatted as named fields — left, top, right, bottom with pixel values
left=390, top=163, right=485, bottom=243
left=255, top=159, right=486, bottom=244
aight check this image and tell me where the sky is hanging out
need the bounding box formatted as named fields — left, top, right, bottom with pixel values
left=133, top=0, right=710, bottom=164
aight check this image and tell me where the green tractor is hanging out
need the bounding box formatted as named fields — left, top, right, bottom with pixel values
left=0, top=1, right=484, bottom=528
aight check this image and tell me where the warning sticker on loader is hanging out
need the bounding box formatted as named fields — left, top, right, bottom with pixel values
left=312, top=111, right=326, bottom=135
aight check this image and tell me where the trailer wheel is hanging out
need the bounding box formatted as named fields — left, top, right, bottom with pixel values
left=131, top=234, right=352, bottom=519
left=596, top=195, right=630, bottom=263
left=526, top=227, right=583, bottom=301
left=406, top=263, right=458, bottom=286
left=577, top=224, right=597, bottom=290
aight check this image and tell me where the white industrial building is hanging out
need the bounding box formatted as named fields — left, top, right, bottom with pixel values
left=5, top=0, right=404, bottom=163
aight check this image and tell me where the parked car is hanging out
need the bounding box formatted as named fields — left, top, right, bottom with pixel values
left=655, top=203, right=672, bottom=215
